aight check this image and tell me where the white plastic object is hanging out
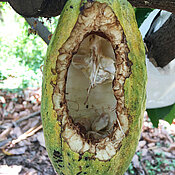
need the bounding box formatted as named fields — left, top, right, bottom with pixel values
left=140, top=10, right=175, bottom=109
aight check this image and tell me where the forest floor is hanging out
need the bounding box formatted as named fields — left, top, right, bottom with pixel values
left=0, top=88, right=175, bottom=175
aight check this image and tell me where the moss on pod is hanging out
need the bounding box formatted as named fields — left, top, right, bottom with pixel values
left=41, top=0, right=147, bottom=174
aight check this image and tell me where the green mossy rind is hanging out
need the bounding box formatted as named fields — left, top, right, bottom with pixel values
left=41, top=0, right=147, bottom=174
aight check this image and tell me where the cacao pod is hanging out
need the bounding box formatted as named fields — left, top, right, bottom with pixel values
left=41, top=0, right=147, bottom=174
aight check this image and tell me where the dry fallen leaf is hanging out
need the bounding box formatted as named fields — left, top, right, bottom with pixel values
left=132, top=155, right=140, bottom=169
left=3, top=146, right=27, bottom=155
left=6, top=101, right=14, bottom=113
left=163, top=143, right=175, bottom=153
left=141, top=149, right=148, bottom=157
left=19, top=109, right=30, bottom=118
left=0, top=128, right=11, bottom=140
left=147, top=143, right=156, bottom=148
left=37, top=131, right=45, bottom=148
left=142, top=132, right=159, bottom=143
left=0, top=165, right=22, bottom=175
left=139, top=140, right=146, bottom=148
left=15, top=104, right=24, bottom=112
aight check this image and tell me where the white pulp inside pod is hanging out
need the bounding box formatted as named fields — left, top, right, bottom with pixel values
left=66, top=34, right=117, bottom=139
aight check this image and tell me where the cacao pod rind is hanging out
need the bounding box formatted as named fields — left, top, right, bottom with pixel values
left=41, top=0, right=146, bottom=174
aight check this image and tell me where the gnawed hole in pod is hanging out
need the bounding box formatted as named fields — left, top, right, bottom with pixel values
left=65, top=34, right=119, bottom=140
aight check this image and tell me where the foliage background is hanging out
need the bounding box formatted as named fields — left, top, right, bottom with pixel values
left=0, top=2, right=58, bottom=89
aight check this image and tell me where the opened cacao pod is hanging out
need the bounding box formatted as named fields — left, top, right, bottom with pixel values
left=41, top=0, right=147, bottom=174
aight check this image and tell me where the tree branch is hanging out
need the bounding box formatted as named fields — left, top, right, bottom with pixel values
left=4, top=0, right=175, bottom=18
left=128, top=0, right=175, bottom=14
left=8, top=0, right=66, bottom=18
left=144, top=14, right=175, bottom=67
left=25, top=17, right=51, bottom=45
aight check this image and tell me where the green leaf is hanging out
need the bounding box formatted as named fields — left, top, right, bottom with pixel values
left=0, top=71, right=7, bottom=81
left=147, top=103, right=175, bottom=127
left=135, top=8, right=153, bottom=27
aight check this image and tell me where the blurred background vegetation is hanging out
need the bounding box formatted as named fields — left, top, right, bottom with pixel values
left=0, top=2, right=58, bottom=89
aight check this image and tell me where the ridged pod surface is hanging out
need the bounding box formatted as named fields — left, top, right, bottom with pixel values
left=41, top=0, right=147, bottom=174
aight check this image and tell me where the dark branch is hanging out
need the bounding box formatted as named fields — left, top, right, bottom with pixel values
left=4, top=0, right=175, bottom=18
left=128, top=0, right=175, bottom=14
left=8, top=0, right=66, bottom=18
left=144, top=14, right=175, bottom=67
left=25, top=18, right=51, bottom=45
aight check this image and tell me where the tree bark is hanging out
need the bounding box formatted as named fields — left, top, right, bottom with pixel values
left=25, top=18, right=51, bottom=45
left=144, top=14, right=175, bottom=67
left=129, top=0, right=175, bottom=14
left=8, top=0, right=66, bottom=18
left=5, top=0, right=175, bottom=18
